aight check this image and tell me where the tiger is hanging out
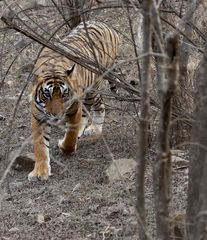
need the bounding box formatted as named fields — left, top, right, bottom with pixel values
left=28, top=21, right=120, bottom=180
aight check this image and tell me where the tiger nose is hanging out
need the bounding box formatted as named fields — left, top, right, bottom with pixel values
left=54, top=86, right=59, bottom=91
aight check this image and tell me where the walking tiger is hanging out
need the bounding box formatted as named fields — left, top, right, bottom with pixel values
left=29, top=21, right=119, bottom=180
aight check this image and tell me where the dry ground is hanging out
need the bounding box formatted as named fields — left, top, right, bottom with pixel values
left=0, top=3, right=188, bottom=239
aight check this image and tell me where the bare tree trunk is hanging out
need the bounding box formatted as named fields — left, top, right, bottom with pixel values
left=154, top=33, right=179, bottom=240
left=170, top=0, right=198, bottom=147
left=151, top=1, right=164, bottom=91
left=157, top=0, right=198, bottom=148
left=185, top=41, right=207, bottom=240
left=136, top=1, right=152, bottom=239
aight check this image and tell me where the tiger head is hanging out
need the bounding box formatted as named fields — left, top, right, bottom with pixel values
left=33, top=64, right=76, bottom=116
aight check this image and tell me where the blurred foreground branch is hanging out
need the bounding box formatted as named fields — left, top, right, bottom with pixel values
left=154, top=33, right=179, bottom=240
left=136, top=1, right=152, bottom=239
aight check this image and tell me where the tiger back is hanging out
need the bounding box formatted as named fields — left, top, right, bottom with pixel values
left=29, top=21, right=120, bottom=180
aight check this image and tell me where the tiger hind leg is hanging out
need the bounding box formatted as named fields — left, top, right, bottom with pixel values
left=78, top=115, right=89, bottom=138
left=84, top=97, right=105, bottom=136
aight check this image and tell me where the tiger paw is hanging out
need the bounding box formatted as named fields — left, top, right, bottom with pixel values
left=28, top=163, right=51, bottom=181
left=58, top=139, right=77, bottom=154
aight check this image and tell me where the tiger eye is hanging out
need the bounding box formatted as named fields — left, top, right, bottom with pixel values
left=43, top=89, right=51, bottom=98
left=62, top=89, right=69, bottom=97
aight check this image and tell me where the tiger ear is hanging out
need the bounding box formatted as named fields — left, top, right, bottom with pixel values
left=66, top=64, right=75, bottom=76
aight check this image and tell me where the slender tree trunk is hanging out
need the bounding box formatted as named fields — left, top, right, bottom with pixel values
left=136, top=1, right=152, bottom=239
left=170, top=0, right=198, bottom=147
left=151, top=2, right=164, bottom=92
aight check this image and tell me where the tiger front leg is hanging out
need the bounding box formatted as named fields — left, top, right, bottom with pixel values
left=58, top=101, right=82, bottom=154
left=28, top=116, right=51, bottom=180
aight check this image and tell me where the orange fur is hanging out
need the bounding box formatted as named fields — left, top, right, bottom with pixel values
left=29, top=109, right=51, bottom=180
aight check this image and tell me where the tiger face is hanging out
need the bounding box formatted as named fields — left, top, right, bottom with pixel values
left=41, top=79, right=69, bottom=115
left=33, top=65, right=76, bottom=116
